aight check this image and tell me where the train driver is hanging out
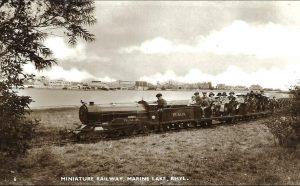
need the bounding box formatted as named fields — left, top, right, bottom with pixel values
left=156, top=93, right=167, bottom=109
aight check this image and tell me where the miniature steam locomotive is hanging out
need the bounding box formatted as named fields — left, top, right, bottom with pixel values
left=71, top=96, right=290, bottom=140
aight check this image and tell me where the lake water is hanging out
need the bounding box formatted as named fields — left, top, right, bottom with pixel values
left=18, top=89, right=289, bottom=109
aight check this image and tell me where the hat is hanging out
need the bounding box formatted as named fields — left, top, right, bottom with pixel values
left=216, top=92, right=222, bottom=96
left=209, top=92, right=215, bottom=96
left=202, top=92, right=207, bottom=94
left=156, top=93, right=162, bottom=98
left=222, top=92, right=227, bottom=96
left=229, top=91, right=235, bottom=95
left=194, top=92, right=199, bottom=95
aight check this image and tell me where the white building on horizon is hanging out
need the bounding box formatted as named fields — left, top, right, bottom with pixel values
left=49, top=80, right=71, bottom=88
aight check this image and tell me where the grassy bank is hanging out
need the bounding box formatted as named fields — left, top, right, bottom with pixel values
left=1, top=109, right=299, bottom=185
left=27, top=107, right=80, bottom=143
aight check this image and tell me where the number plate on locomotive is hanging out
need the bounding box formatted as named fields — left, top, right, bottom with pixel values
left=162, top=108, right=194, bottom=121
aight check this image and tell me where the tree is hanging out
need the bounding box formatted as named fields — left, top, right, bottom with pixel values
left=0, top=0, right=96, bottom=155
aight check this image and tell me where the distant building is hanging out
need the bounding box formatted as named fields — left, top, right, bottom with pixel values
left=263, top=88, right=274, bottom=91
left=216, top=84, right=226, bottom=90
left=233, top=85, right=248, bottom=91
left=49, top=80, right=71, bottom=88
left=249, top=84, right=263, bottom=90
left=161, top=81, right=178, bottom=90
left=109, top=80, right=135, bottom=90
left=216, top=84, right=235, bottom=90
left=33, top=80, right=45, bottom=88
left=197, top=82, right=211, bottom=89
left=135, top=81, right=149, bottom=90
left=89, top=81, right=109, bottom=90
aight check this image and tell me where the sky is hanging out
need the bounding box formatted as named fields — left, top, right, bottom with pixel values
left=23, top=1, right=300, bottom=90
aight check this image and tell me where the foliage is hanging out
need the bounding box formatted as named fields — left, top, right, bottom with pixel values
left=265, top=86, right=300, bottom=148
left=0, top=0, right=96, bottom=155
left=0, top=84, right=39, bottom=155
left=289, top=86, right=300, bottom=116
left=265, top=116, right=300, bottom=148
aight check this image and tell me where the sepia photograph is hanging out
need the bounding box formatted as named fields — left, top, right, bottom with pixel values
left=0, top=0, right=300, bottom=185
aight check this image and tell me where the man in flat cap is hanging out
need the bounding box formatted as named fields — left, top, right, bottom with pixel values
left=156, top=93, right=167, bottom=132
left=156, top=93, right=167, bottom=109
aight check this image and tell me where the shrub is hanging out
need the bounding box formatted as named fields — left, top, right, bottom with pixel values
left=0, top=116, right=38, bottom=156
left=265, top=86, right=300, bottom=148
left=265, top=116, right=300, bottom=148
left=0, top=86, right=38, bottom=156
left=289, top=86, right=300, bottom=116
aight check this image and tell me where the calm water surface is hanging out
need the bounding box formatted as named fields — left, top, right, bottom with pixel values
left=18, top=89, right=289, bottom=108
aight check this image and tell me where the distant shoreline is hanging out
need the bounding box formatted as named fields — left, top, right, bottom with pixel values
left=30, top=106, right=80, bottom=112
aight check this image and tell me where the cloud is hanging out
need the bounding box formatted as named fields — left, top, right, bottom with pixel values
left=120, top=37, right=174, bottom=54
left=44, top=37, right=87, bottom=61
left=139, top=65, right=300, bottom=90
left=121, top=20, right=300, bottom=58
left=23, top=64, right=115, bottom=82
left=200, top=20, right=300, bottom=58
left=119, top=37, right=194, bottom=54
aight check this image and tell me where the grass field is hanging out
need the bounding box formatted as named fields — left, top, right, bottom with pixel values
left=1, top=108, right=299, bottom=185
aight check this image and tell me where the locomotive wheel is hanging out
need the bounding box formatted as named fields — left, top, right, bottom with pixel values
left=182, top=123, right=189, bottom=128
left=178, top=123, right=185, bottom=129
left=225, top=118, right=232, bottom=124
left=76, top=132, right=91, bottom=142
left=173, top=123, right=181, bottom=130
left=189, top=121, right=197, bottom=128
left=113, top=130, right=125, bottom=137
left=163, top=124, right=170, bottom=131
left=139, top=124, right=150, bottom=134
left=124, top=128, right=134, bottom=136
left=131, top=128, right=138, bottom=136
left=206, top=120, right=213, bottom=127
left=195, top=121, right=201, bottom=127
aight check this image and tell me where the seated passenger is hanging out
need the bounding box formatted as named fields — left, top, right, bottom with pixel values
left=208, top=92, right=215, bottom=101
left=188, top=95, right=196, bottom=106
left=208, top=92, right=215, bottom=115
left=194, top=91, right=202, bottom=105
left=228, top=91, right=235, bottom=101
left=236, top=94, right=245, bottom=103
left=201, top=92, right=210, bottom=108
